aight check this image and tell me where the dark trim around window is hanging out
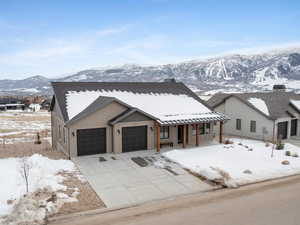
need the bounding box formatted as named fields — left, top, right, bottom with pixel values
left=160, top=126, right=170, bottom=139
left=250, top=120, right=256, bottom=133
left=236, top=119, right=241, bottom=130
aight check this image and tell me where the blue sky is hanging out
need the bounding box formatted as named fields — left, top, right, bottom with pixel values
left=0, top=0, right=300, bottom=79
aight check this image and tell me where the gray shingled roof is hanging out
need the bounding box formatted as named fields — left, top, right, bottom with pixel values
left=51, top=81, right=212, bottom=123
left=207, top=91, right=300, bottom=120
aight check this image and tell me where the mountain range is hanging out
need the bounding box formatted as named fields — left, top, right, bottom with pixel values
left=1, top=47, right=300, bottom=96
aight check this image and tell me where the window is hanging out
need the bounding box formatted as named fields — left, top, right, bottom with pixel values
left=206, top=123, right=211, bottom=133
left=199, top=124, right=205, bottom=135
left=160, top=126, right=169, bottom=139
left=192, top=123, right=210, bottom=135
left=250, top=120, right=256, bottom=133
left=236, top=119, right=241, bottom=130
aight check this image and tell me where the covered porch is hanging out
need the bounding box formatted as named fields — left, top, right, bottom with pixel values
left=155, top=113, right=228, bottom=152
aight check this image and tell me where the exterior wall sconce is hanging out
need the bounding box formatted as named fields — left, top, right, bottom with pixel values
left=72, top=131, right=75, bottom=137
left=150, top=127, right=153, bottom=132
left=117, top=129, right=121, bottom=135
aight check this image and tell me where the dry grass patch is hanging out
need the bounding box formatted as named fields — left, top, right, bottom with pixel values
left=0, top=129, right=19, bottom=133
left=52, top=172, right=106, bottom=217
left=0, top=141, right=67, bottom=159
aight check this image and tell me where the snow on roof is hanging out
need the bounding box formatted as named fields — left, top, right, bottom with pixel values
left=66, top=90, right=212, bottom=121
left=290, top=100, right=300, bottom=111
left=248, top=97, right=270, bottom=116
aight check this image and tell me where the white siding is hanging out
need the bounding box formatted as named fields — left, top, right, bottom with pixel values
left=215, top=96, right=274, bottom=141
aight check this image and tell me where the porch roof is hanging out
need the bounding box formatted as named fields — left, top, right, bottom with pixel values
left=157, top=112, right=229, bottom=125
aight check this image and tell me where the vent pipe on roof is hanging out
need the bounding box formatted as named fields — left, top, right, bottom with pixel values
left=273, top=84, right=286, bottom=92
left=164, top=78, right=176, bottom=83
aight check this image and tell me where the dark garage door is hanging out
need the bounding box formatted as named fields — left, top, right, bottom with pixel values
left=77, top=128, right=106, bottom=156
left=122, top=126, right=147, bottom=152
left=277, top=122, right=288, bottom=140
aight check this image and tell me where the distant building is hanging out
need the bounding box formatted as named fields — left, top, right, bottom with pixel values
left=207, top=90, right=300, bottom=141
left=29, top=103, right=41, bottom=112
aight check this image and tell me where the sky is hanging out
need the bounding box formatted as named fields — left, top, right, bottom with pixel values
left=0, top=0, right=300, bottom=79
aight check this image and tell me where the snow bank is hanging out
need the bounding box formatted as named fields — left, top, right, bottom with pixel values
left=66, top=90, right=211, bottom=120
left=0, top=154, right=75, bottom=216
left=248, top=97, right=270, bottom=116
left=163, top=139, right=300, bottom=187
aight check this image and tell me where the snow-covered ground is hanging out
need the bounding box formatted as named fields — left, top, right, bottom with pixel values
left=0, top=111, right=50, bottom=144
left=163, top=139, right=300, bottom=188
left=0, top=154, right=79, bottom=224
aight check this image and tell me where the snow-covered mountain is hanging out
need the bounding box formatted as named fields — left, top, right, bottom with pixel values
left=1, top=47, right=300, bottom=95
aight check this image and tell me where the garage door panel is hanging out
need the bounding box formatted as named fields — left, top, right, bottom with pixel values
left=77, top=128, right=106, bottom=156
left=122, top=126, right=147, bottom=152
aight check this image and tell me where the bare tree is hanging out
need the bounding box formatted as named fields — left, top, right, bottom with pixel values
left=19, top=157, right=32, bottom=193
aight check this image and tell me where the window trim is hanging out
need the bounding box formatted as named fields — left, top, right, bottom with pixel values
left=160, top=126, right=170, bottom=139
left=250, top=120, right=256, bottom=133
left=236, top=119, right=241, bottom=130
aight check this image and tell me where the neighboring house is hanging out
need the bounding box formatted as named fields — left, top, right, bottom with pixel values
left=29, top=103, right=41, bottom=112
left=50, top=81, right=228, bottom=158
left=207, top=89, right=300, bottom=141
left=0, top=97, right=25, bottom=111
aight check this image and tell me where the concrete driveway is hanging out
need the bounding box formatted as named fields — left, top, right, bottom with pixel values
left=73, top=150, right=215, bottom=208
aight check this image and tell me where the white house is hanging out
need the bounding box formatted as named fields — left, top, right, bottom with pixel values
left=207, top=90, right=300, bottom=141
left=29, top=103, right=41, bottom=112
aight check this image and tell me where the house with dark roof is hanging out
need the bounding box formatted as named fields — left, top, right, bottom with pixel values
left=206, top=90, right=300, bottom=141
left=50, top=81, right=228, bottom=157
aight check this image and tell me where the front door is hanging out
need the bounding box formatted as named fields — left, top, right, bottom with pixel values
left=178, top=125, right=183, bottom=144
left=277, top=121, right=288, bottom=139
left=291, top=119, right=298, bottom=136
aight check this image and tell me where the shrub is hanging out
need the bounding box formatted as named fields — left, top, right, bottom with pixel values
left=224, top=139, right=233, bottom=145
left=292, top=153, right=299, bottom=158
left=276, top=143, right=284, bottom=150
left=285, top=151, right=291, bottom=156
left=243, top=169, right=252, bottom=174
left=34, top=132, right=42, bottom=145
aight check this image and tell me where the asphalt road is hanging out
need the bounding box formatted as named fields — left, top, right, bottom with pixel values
left=51, top=176, right=300, bottom=225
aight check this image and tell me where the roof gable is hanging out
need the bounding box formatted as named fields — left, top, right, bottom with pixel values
left=109, top=109, right=155, bottom=125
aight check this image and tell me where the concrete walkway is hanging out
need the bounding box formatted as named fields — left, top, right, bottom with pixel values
left=73, top=149, right=215, bottom=208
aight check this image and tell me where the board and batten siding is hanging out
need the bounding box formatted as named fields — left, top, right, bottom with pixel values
left=215, top=96, right=274, bottom=141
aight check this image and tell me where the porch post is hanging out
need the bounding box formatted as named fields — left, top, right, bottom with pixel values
left=183, top=124, right=186, bottom=148
left=196, top=124, right=199, bottom=146
left=156, top=123, right=160, bottom=153
left=219, top=121, right=223, bottom=143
